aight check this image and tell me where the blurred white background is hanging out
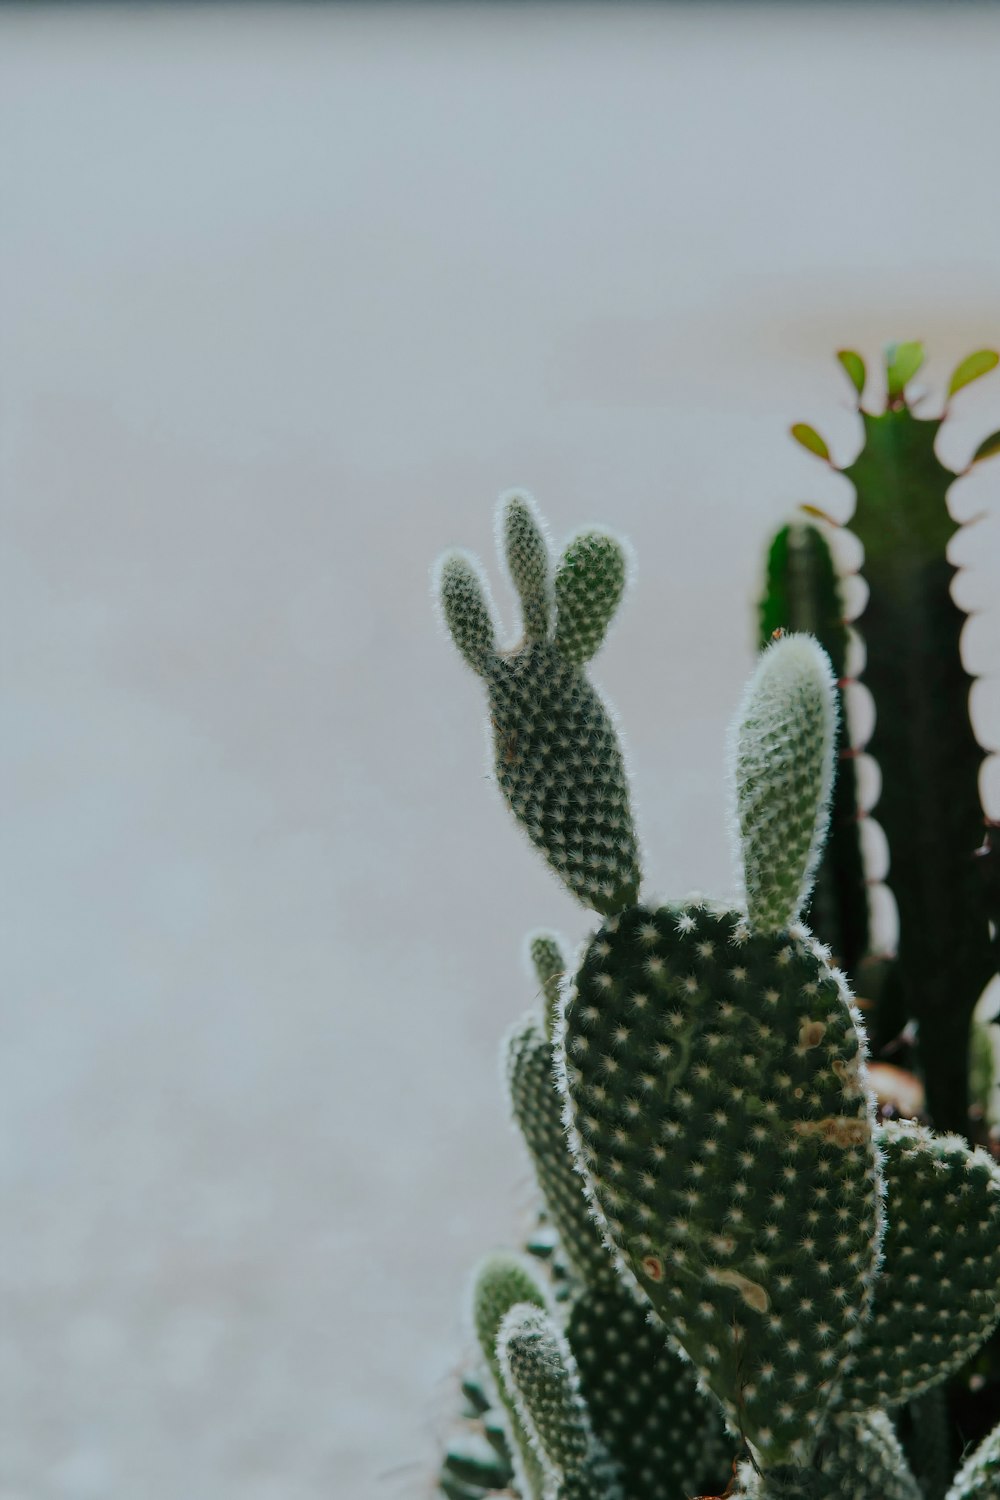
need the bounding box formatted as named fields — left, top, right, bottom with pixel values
left=2, top=3, right=999, bottom=1497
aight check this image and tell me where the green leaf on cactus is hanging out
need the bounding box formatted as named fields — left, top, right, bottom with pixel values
left=971, top=429, right=1000, bottom=465
left=837, top=349, right=866, bottom=397
left=948, top=349, right=999, bottom=398
left=885, top=341, right=925, bottom=401
left=791, top=423, right=832, bottom=461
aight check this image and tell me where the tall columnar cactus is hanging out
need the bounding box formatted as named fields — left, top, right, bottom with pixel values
left=776, top=344, right=1000, bottom=1137
left=432, top=354, right=1000, bottom=1500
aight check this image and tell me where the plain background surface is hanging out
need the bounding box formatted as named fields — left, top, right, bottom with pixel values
left=2, top=4, right=1000, bottom=1496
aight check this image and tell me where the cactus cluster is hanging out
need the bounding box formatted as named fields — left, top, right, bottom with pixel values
left=432, top=347, right=1000, bottom=1499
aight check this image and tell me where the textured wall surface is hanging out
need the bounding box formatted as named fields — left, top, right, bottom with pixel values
left=1, top=4, right=999, bottom=1497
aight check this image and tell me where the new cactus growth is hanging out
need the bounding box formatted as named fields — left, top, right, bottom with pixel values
left=431, top=346, right=1000, bottom=1499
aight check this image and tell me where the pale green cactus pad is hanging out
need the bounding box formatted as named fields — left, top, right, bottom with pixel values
left=497, top=1303, right=623, bottom=1500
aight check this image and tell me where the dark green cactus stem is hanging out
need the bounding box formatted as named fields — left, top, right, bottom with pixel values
left=793, top=344, right=999, bottom=1135
left=758, top=522, right=869, bottom=973
left=436, top=493, right=640, bottom=914
left=497, top=1304, right=623, bottom=1500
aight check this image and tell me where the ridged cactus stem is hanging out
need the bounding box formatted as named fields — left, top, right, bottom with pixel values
left=791, top=345, right=1000, bottom=1134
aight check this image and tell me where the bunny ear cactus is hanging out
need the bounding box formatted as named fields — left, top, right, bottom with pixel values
left=432, top=387, right=1000, bottom=1500
left=559, top=634, right=882, bottom=1469
left=779, top=344, right=1000, bottom=1137
left=436, top=492, right=639, bottom=914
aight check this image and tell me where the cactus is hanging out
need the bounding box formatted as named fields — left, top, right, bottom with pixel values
left=779, top=344, right=1000, bottom=1136
left=497, top=1304, right=623, bottom=1500
left=431, top=346, right=1000, bottom=1500
left=436, top=493, right=639, bottom=914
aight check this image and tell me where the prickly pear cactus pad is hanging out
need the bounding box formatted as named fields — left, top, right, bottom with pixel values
left=732, top=632, right=838, bottom=933
left=559, top=900, right=881, bottom=1466
left=435, top=493, right=640, bottom=914
left=736, top=1411, right=921, bottom=1500
left=566, top=1280, right=732, bottom=1500
left=497, top=1303, right=623, bottom=1500
left=507, top=1006, right=619, bottom=1289
left=945, top=1418, right=1000, bottom=1500
left=838, top=1121, right=1000, bottom=1413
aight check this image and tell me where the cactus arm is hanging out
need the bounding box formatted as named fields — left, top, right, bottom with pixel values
left=501, top=491, right=554, bottom=644
left=471, top=1253, right=551, bottom=1500
left=528, top=932, right=569, bottom=1042
left=757, top=523, right=869, bottom=971
left=553, top=531, right=628, bottom=665
left=497, top=1304, right=623, bottom=1500
left=730, top=632, right=839, bottom=932
left=436, top=551, right=498, bottom=675
left=435, top=493, right=641, bottom=914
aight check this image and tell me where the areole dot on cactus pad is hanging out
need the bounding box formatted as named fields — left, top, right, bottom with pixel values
left=557, top=900, right=881, bottom=1467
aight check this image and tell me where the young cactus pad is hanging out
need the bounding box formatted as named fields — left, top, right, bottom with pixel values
left=731, top=632, right=838, bottom=932
left=497, top=1304, right=622, bottom=1500
left=472, top=1253, right=551, bottom=1498
left=435, top=493, right=639, bottom=914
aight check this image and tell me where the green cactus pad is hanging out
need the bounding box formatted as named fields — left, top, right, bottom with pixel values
left=559, top=901, right=881, bottom=1465
left=731, top=633, right=839, bottom=933
left=735, top=1410, right=921, bottom=1499
left=436, top=494, right=640, bottom=914
left=944, top=1418, right=1000, bottom=1499
left=507, top=1007, right=618, bottom=1288
left=838, top=1121, right=1000, bottom=1412
left=472, top=1253, right=551, bottom=1498
left=553, top=530, right=628, bottom=665
left=498, top=1303, right=623, bottom=1500
left=758, top=523, right=869, bottom=974
left=566, top=1279, right=732, bottom=1500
